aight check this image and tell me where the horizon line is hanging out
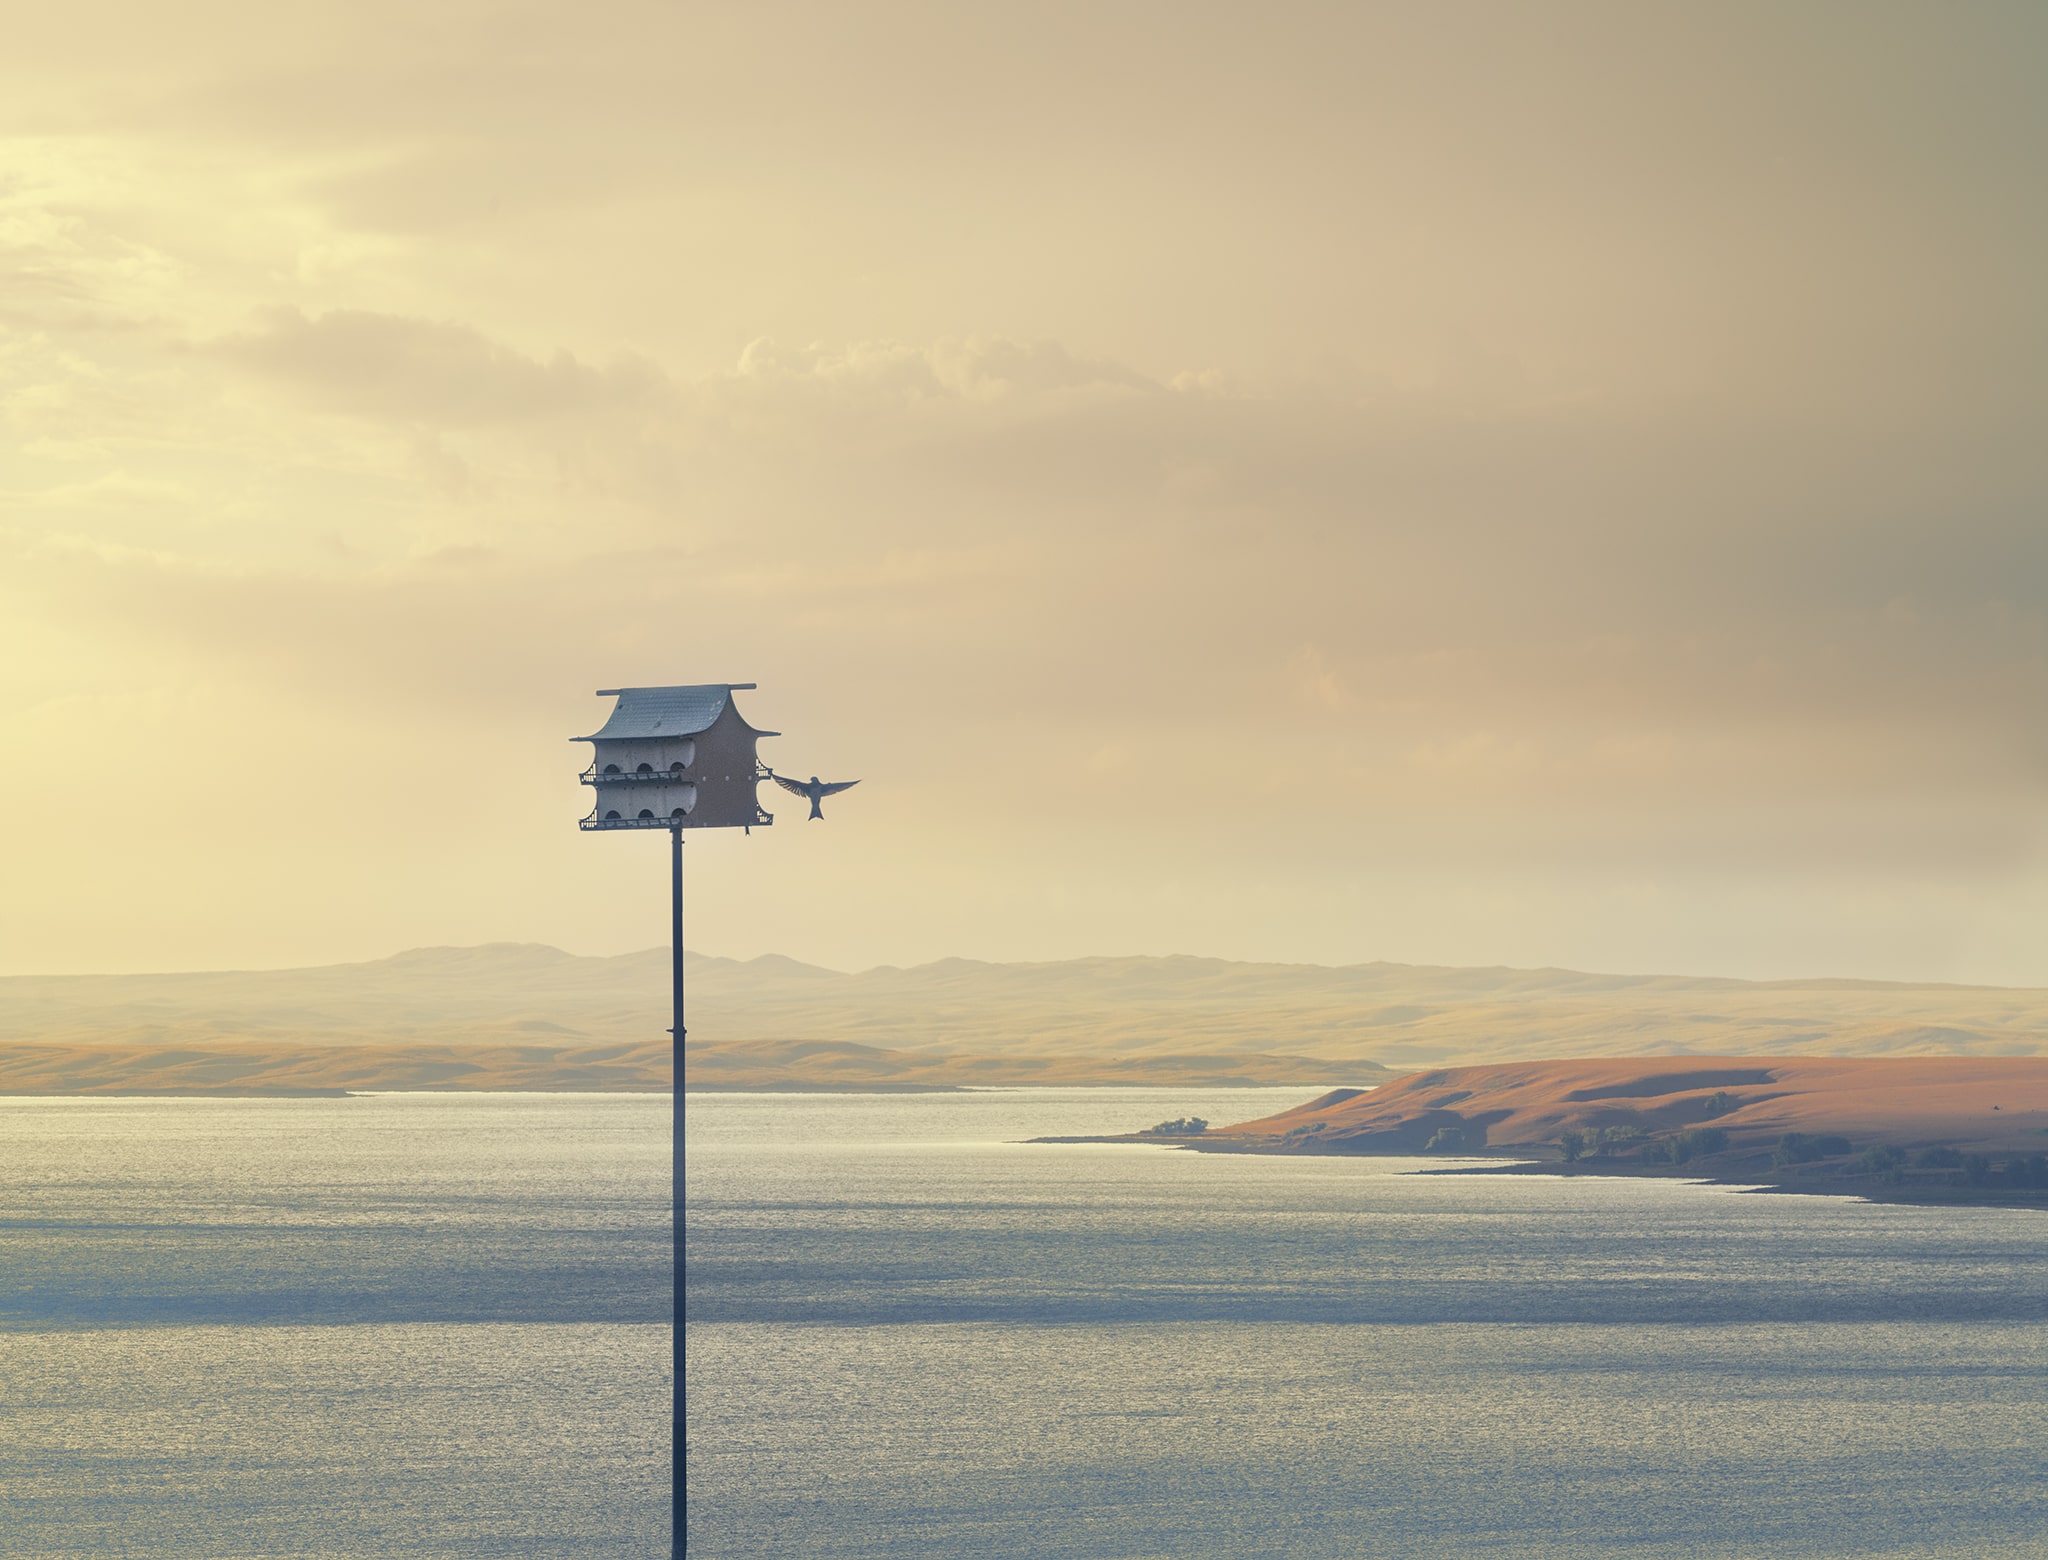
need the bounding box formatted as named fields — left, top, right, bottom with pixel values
left=0, top=941, right=2031, bottom=994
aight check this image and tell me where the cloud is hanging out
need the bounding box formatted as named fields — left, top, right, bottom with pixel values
left=207, top=307, right=665, bottom=427
left=1286, top=645, right=1353, bottom=712
left=119, top=311, right=2048, bottom=811
left=733, top=335, right=1153, bottom=402
left=32, top=469, right=191, bottom=509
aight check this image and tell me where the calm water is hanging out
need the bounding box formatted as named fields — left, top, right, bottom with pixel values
left=0, top=1094, right=671, bottom=1557
left=687, top=1088, right=2048, bottom=1559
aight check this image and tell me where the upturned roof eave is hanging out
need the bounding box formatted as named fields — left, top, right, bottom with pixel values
left=571, top=683, right=777, bottom=741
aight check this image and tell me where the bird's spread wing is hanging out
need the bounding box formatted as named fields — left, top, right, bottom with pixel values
left=818, top=780, right=861, bottom=796
left=769, top=773, right=810, bottom=797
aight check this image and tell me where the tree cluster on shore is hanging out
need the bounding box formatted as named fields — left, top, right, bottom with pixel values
left=1556, top=1124, right=1633, bottom=1160
left=1773, top=1132, right=1853, bottom=1166
left=1550, top=1119, right=2048, bottom=1190
left=1556, top=1123, right=1729, bottom=1164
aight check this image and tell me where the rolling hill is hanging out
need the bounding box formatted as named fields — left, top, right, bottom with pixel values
left=1, top=944, right=2046, bottom=1091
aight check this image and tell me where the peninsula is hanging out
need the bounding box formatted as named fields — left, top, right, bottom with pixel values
left=1069, top=1055, right=2048, bottom=1206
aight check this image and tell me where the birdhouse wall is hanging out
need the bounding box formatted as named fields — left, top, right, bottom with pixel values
left=672, top=711, right=765, bottom=827
left=588, top=737, right=697, bottom=777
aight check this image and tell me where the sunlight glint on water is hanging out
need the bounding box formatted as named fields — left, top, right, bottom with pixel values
left=0, top=1094, right=671, bottom=1558
left=686, top=1088, right=2048, bottom=1559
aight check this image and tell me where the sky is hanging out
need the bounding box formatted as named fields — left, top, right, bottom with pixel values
left=2, top=1, right=2045, bottom=982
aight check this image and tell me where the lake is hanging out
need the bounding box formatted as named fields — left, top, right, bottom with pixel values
left=687, top=1087, right=2048, bottom=1559
left=0, top=1093, right=671, bottom=1558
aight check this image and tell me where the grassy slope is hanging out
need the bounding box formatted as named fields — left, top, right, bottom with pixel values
left=1195, top=1055, right=2048, bottom=1204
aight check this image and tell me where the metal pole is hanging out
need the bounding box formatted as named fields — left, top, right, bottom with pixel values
left=669, top=822, right=683, bottom=1557
left=671, top=824, right=685, bottom=1045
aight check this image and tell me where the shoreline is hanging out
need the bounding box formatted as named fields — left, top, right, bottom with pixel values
left=0, top=1086, right=677, bottom=1099
left=684, top=1081, right=976, bottom=1094
left=1028, top=1132, right=2048, bottom=1210
left=1412, top=1152, right=2048, bottom=1208
left=0, top=1087, right=358, bottom=1099
left=679, top=1072, right=1335, bottom=1089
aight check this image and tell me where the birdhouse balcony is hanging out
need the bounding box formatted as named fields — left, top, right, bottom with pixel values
left=580, top=783, right=702, bottom=829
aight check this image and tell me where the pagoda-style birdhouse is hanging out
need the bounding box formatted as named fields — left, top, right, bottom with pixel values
left=575, top=684, right=776, bottom=831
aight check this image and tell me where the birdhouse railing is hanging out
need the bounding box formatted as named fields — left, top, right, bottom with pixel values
left=579, top=760, right=780, bottom=785
left=580, top=764, right=694, bottom=785
left=580, top=804, right=773, bottom=831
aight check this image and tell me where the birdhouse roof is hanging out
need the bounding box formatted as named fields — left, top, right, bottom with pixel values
left=574, top=684, right=778, bottom=741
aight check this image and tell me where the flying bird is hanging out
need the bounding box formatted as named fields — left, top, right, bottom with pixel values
left=769, top=771, right=861, bottom=820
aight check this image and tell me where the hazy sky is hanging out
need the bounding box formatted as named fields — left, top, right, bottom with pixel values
left=4, top=2, right=2045, bottom=981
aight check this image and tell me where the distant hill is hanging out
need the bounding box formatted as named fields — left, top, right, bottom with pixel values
left=2, top=944, right=2046, bottom=1091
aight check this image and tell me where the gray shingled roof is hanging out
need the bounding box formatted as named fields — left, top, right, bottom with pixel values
left=575, top=683, right=774, bottom=741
